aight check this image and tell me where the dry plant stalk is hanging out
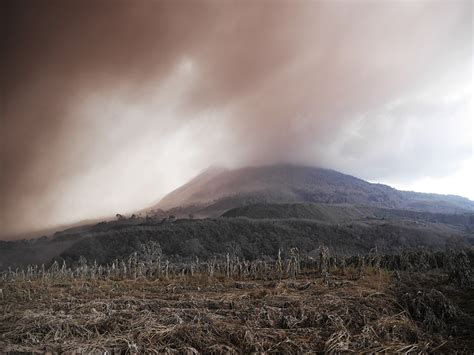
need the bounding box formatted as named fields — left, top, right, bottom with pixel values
left=1, top=245, right=473, bottom=353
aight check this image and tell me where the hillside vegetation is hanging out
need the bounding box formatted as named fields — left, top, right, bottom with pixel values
left=0, top=216, right=467, bottom=269
left=223, top=203, right=474, bottom=227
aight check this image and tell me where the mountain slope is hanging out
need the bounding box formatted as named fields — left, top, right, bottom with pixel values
left=154, top=164, right=474, bottom=216
left=56, top=217, right=471, bottom=264
left=222, top=203, right=474, bottom=228
left=2, top=207, right=472, bottom=269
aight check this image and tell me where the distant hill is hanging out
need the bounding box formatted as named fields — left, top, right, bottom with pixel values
left=45, top=218, right=474, bottom=265
left=223, top=203, right=375, bottom=222
left=1, top=210, right=472, bottom=269
left=222, top=203, right=474, bottom=228
left=154, top=164, right=474, bottom=216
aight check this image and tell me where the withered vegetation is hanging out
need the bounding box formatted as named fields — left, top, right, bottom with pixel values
left=1, top=246, right=473, bottom=353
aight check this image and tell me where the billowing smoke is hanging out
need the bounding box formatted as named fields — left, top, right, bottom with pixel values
left=1, top=0, right=472, bottom=238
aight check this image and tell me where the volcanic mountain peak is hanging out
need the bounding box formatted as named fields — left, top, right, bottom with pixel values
left=154, top=164, right=474, bottom=216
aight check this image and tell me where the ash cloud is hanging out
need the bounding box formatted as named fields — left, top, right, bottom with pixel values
left=1, top=0, right=472, bottom=238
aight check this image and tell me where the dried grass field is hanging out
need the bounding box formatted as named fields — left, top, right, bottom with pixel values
left=1, top=261, right=473, bottom=354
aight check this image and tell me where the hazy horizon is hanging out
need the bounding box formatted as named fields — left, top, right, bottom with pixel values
left=3, top=162, right=474, bottom=241
left=1, top=0, right=473, bottom=238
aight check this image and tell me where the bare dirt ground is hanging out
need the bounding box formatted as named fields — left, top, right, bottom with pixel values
left=1, top=269, right=473, bottom=353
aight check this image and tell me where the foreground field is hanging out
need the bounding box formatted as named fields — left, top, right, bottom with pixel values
left=1, top=268, right=473, bottom=353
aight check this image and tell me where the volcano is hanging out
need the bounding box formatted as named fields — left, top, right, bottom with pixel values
left=154, top=164, right=474, bottom=217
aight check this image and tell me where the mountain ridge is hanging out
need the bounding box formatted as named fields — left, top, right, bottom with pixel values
left=154, top=164, right=474, bottom=216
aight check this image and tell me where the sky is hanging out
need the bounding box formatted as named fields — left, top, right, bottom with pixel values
left=1, top=0, right=473, bottom=238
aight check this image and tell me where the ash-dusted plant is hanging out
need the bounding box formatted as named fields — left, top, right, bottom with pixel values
left=401, top=289, right=460, bottom=332
left=446, top=250, right=471, bottom=289
left=318, top=245, right=331, bottom=285
left=287, top=247, right=300, bottom=279
left=138, top=240, right=163, bottom=263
